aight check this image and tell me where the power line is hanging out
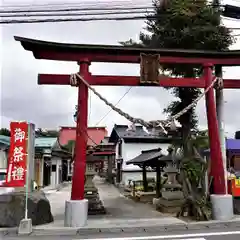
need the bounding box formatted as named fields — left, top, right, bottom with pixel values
left=0, top=10, right=153, bottom=18
left=0, top=5, right=153, bottom=14
left=0, top=0, right=150, bottom=9
left=1, top=0, right=229, bottom=12
left=0, top=2, right=239, bottom=25
left=1, top=15, right=240, bottom=26
left=6, top=7, right=240, bottom=19
left=2, top=0, right=240, bottom=15
left=0, top=15, right=148, bottom=24
left=88, top=91, right=92, bottom=123
left=0, top=1, right=232, bottom=14
left=0, top=14, right=159, bottom=24
left=1, top=14, right=239, bottom=23
left=81, top=127, right=99, bottom=146
left=95, top=87, right=132, bottom=126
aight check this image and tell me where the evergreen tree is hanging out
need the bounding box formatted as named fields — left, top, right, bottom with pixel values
left=122, top=0, right=233, bottom=155
left=0, top=128, right=11, bottom=137
left=122, top=0, right=234, bottom=219
left=63, top=140, right=75, bottom=154
left=35, top=128, right=59, bottom=137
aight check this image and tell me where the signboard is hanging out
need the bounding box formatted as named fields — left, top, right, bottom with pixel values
left=235, top=178, right=240, bottom=187
left=231, top=178, right=240, bottom=197
left=5, top=121, right=28, bottom=187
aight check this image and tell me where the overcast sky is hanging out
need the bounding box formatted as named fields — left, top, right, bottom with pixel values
left=1, top=0, right=240, bottom=137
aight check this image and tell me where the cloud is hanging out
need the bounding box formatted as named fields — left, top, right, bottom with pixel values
left=1, top=0, right=240, bottom=138
left=1, top=15, right=145, bottom=130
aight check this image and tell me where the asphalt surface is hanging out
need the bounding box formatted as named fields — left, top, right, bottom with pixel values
left=2, top=227, right=240, bottom=240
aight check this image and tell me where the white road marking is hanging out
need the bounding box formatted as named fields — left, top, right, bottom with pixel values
left=177, top=239, right=206, bottom=240
left=175, top=239, right=206, bottom=240
left=78, top=230, right=240, bottom=240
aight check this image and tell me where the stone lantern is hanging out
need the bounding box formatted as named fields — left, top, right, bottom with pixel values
left=85, top=156, right=97, bottom=191
left=162, top=148, right=181, bottom=189
left=155, top=148, right=184, bottom=213
left=84, top=155, right=106, bottom=215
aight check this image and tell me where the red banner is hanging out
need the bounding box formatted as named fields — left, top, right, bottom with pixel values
left=5, top=122, right=28, bottom=187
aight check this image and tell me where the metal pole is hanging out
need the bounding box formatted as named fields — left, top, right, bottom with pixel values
left=215, top=65, right=228, bottom=194
left=24, top=124, right=30, bottom=220
left=25, top=167, right=29, bottom=219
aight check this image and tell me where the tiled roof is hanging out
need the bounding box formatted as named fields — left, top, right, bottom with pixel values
left=204, top=139, right=240, bottom=153
left=126, top=148, right=164, bottom=165
left=15, top=36, right=240, bottom=59
left=100, top=137, right=114, bottom=145
left=226, top=139, right=240, bottom=150
left=0, top=135, right=58, bottom=149
left=109, top=124, right=172, bottom=142
left=59, top=127, right=107, bottom=146
left=35, top=137, right=57, bottom=148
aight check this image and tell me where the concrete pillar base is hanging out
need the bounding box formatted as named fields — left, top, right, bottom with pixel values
left=18, top=218, right=32, bottom=235
left=152, top=197, right=160, bottom=206
left=64, top=199, right=88, bottom=227
left=210, top=194, right=234, bottom=220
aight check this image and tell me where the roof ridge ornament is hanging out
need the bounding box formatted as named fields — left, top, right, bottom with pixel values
left=126, top=124, right=136, bottom=132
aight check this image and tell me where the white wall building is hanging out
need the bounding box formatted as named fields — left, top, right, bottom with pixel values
left=0, top=150, right=8, bottom=170
left=109, top=125, right=174, bottom=186
left=0, top=135, right=72, bottom=188
left=50, top=156, right=62, bottom=187
left=35, top=137, right=72, bottom=188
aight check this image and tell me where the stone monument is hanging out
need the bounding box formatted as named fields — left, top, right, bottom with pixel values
left=155, top=148, right=184, bottom=213
left=85, top=155, right=106, bottom=215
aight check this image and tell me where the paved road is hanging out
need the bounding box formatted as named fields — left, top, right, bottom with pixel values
left=45, top=177, right=173, bottom=228
left=2, top=227, right=240, bottom=240
left=93, top=176, right=165, bottom=219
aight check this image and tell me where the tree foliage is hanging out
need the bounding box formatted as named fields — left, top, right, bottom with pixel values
left=122, top=0, right=233, bottom=220
left=0, top=128, right=11, bottom=137
left=122, top=0, right=233, bottom=143
left=172, top=132, right=211, bottom=220
left=63, top=140, right=75, bottom=154
left=35, top=128, right=59, bottom=137
left=0, top=128, right=60, bottom=138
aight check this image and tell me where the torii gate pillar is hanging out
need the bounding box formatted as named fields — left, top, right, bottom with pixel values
left=204, top=64, right=226, bottom=195
left=215, top=65, right=228, bottom=194
left=204, top=64, right=233, bottom=220
left=71, top=60, right=90, bottom=200
left=65, top=60, right=89, bottom=227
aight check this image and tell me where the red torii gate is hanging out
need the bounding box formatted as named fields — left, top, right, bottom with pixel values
left=15, top=36, right=240, bottom=201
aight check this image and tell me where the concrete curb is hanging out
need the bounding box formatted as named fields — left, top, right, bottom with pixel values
left=42, top=182, right=70, bottom=195
left=1, top=219, right=240, bottom=236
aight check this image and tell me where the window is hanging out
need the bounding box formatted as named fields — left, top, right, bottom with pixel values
left=118, top=139, right=122, bottom=157
left=52, top=165, right=56, bottom=172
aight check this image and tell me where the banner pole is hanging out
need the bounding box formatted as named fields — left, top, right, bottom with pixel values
left=24, top=124, right=30, bottom=220
left=17, top=121, right=33, bottom=235
left=25, top=160, right=29, bottom=220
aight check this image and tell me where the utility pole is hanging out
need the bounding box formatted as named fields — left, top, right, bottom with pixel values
left=215, top=66, right=228, bottom=194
